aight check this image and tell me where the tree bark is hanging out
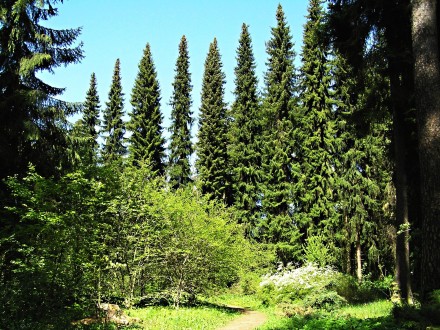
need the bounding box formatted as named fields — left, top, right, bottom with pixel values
left=356, top=226, right=362, bottom=283
left=344, top=213, right=352, bottom=275
left=383, top=0, right=414, bottom=304
left=412, top=0, right=440, bottom=298
left=393, top=103, right=413, bottom=304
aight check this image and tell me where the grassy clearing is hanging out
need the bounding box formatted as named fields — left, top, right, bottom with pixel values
left=122, top=294, right=434, bottom=330
left=339, top=300, right=393, bottom=319
left=125, top=305, right=240, bottom=330
left=256, top=299, right=397, bottom=330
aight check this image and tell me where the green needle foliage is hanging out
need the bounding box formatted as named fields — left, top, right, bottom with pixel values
left=229, top=23, right=262, bottom=232
left=168, top=36, right=193, bottom=188
left=335, top=52, right=394, bottom=279
left=293, top=0, right=340, bottom=239
left=0, top=0, right=84, bottom=180
left=82, top=72, right=101, bottom=164
left=129, top=44, right=165, bottom=175
left=259, top=4, right=299, bottom=262
left=102, top=59, right=126, bottom=164
left=196, top=38, right=230, bottom=203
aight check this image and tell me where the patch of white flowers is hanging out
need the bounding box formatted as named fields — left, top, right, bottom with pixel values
left=260, top=262, right=340, bottom=291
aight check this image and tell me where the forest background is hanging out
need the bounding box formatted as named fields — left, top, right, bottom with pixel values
left=1, top=0, right=440, bottom=329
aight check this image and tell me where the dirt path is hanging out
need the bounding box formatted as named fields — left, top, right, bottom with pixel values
left=218, top=308, right=268, bottom=330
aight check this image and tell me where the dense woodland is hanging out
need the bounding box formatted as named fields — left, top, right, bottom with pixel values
left=1, top=0, right=440, bottom=328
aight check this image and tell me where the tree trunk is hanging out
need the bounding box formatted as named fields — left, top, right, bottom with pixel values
left=356, top=226, right=362, bottom=283
left=384, top=0, right=414, bottom=303
left=393, top=104, right=413, bottom=304
left=344, top=213, right=352, bottom=275
left=412, top=0, right=440, bottom=298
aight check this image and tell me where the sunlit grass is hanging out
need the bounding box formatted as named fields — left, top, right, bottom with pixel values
left=125, top=295, right=398, bottom=330
left=257, top=299, right=397, bottom=330
left=339, top=299, right=393, bottom=319
left=126, top=305, right=240, bottom=330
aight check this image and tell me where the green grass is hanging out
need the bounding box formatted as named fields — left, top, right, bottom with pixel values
left=339, top=300, right=393, bottom=319
left=256, top=300, right=399, bottom=330
left=120, top=294, right=433, bottom=330
left=125, top=305, right=241, bottom=330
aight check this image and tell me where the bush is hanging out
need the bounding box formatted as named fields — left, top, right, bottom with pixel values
left=335, top=274, right=393, bottom=303
left=259, top=263, right=346, bottom=311
left=302, top=290, right=347, bottom=311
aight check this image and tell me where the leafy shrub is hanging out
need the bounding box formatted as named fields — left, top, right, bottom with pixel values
left=302, top=290, right=347, bottom=311
left=335, top=274, right=393, bottom=303
left=1, top=164, right=253, bottom=326
left=430, top=290, right=440, bottom=305
left=237, top=271, right=262, bottom=295
left=277, top=302, right=314, bottom=317
left=259, top=263, right=346, bottom=311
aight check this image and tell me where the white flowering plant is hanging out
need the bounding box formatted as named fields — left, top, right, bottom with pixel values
left=259, top=262, right=346, bottom=310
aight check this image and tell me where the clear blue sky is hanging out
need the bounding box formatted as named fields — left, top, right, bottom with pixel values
left=41, top=0, right=309, bottom=134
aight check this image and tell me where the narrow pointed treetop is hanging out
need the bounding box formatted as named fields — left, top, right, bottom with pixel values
left=102, top=58, right=126, bottom=163
left=129, top=43, right=165, bottom=175
left=168, top=35, right=193, bottom=188
left=264, top=3, right=296, bottom=123
left=259, top=5, right=299, bottom=263
left=228, top=23, right=262, bottom=227
left=293, top=0, right=340, bottom=236
left=82, top=72, right=101, bottom=163
left=196, top=38, right=229, bottom=202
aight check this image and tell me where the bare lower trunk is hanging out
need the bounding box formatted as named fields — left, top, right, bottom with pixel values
left=393, top=106, right=413, bottom=304
left=344, top=214, right=352, bottom=275
left=384, top=0, right=414, bottom=304
left=356, top=227, right=362, bottom=283
left=412, top=0, right=440, bottom=298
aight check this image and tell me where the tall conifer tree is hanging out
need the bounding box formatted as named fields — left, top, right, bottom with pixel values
left=196, top=38, right=229, bottom=202
left=260, top=5, right=299, bottom=262
left=332, top=52, right=392, bottom=281
left=102, top=59, right=126, bottom=163
left=129, top=44, right=165, bottom=175
left=82, top=72, right=101, bottom=164
left=293, top=0, right=340, bottom=239
left=229, top=24, right=262, bottom=230
left=168, top=36, right=193, bottom=187
left=0, top=0, right=83, bottom=179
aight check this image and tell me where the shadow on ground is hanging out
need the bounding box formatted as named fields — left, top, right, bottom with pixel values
left=263, top=311, right=440, bottom=330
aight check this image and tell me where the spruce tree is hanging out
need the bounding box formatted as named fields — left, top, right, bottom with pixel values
left=332, top=52, right=392, bottom=281
left=168, top=36, right=193, bottom=187
left=293, top=0, right=340, bottom=239
left=259, top=4, right=299, bottom=262
left=129, top=43, right=165, bottom=175
left=102, top=59, right=126, bottom=163
left=82, top=72, right=101, bottom=164
left=328, top=0, right=417, bottom=302
left=196, top=38, right=229, bottom=202
left=0, top=0, right=83, bottom=180
left=229, top=24, right=262, bottom=231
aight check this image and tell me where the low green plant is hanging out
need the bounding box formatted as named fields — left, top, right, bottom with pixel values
left=302, top=290, right=347, bottom=312
left=258, top=263, right=346, bottom=311
left=339, top=299, right=393, bottom=319
left=391, top=292, right=440, bottom=328
left=126, top=305, right=240, bottom=329
left=335, top=274, right=393, bottom=303
left=258, top=299, right=400, bottom=330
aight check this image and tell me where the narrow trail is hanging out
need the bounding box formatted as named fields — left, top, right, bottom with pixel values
left=218, top=307, right=267, bottom=330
